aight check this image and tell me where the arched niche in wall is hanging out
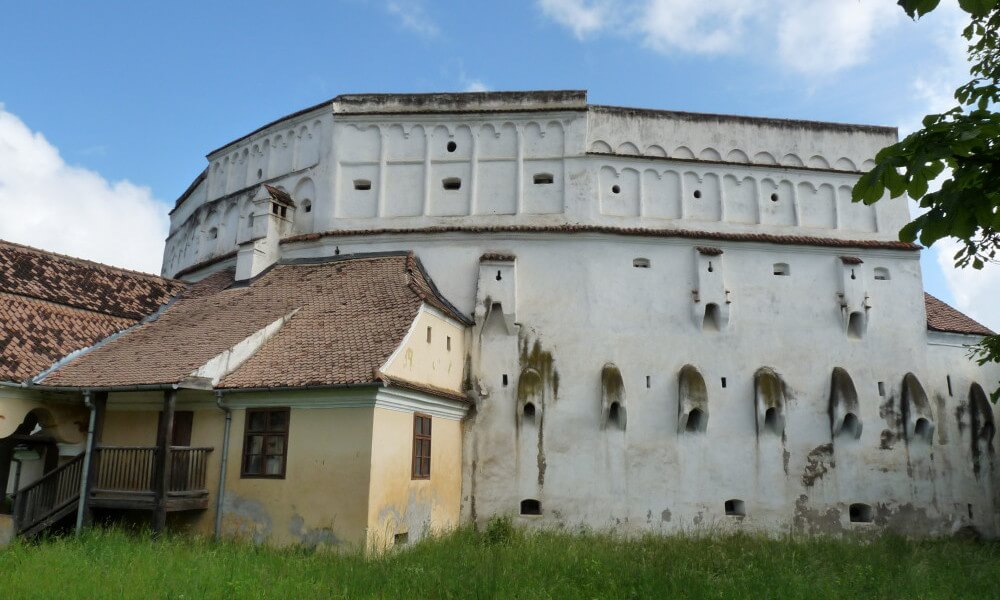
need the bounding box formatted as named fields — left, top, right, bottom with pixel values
left=517, top=367, right=543, bottom=427
left=754, top=367, right=786, bottom=436
left=293, top=177, right=316, bottom=234
left=970, top=383, right=995, bottom=445
left=829, top=367, right=862, bottom=440
left=901, top=373, right=935, bottom=444
left=969, top=383, right=995, bottom=478
left=601, top=363, right=626, bottom=430
left=678, top=364, right=708, bottom=434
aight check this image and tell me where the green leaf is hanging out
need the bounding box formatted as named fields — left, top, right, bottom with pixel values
left=884, top=167, right=908, bottom=198
left=898, top=0, right=942, bottom=17
left=908, top=172, right=930, bottom=199
left=852, top=170, right=883, bottom=203
left=921, top=161, right=946, bottom=181
left=899, top=221, right=920, bottom=242
left=958, top=0, right=997, bottom=17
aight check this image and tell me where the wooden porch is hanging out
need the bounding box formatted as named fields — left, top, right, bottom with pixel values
left=12, top=445, right=213, bottom=538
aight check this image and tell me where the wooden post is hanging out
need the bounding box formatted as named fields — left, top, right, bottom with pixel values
left=79, top=391, right=107, bottom=527
left=152, top=389, right=176, bottom=533
left=0, top=439, right=13, bottom=513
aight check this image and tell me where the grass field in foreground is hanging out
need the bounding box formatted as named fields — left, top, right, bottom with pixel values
left=1, top=522, right=999, bottom=599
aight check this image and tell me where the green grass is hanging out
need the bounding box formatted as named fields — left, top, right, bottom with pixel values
left=1, top=521, right=999, bottom=599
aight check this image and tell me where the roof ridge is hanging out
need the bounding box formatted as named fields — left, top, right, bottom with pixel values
left=404, top=253, right=474, bottom=326
left=0, top=238, right=176, bottom=283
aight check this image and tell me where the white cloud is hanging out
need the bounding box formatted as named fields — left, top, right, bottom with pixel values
left=464, top=80, right=490, bottom=93
left=776, top=1, right=900, bottom=74
left=538, top=0, right=617, bottom=39
left=639, top=0, right=751, bottom=55
left=0, top=106, right=168, bottom=274
left=936, top=239, right=1000, bottom=330
left=385, top=1, right=439, bottom=38
left=538, top=0, right=902, bottom=75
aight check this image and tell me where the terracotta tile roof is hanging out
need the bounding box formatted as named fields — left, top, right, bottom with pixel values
left=0, top=293, right=136, bottom=382
left=0, top=240, right=184, bottom=320
left=0, top=240, right=183, bottom=383
left=282, top=225, right=922, bottom=251
left=924, top=293, right=994, bottom=337
left=264, top=184, right=296, bottom=207
left=40, top=253, right=469, bottom=391
left=696, top=246, right=723, bottom=256
left=839, top=256, right=864, bottom=265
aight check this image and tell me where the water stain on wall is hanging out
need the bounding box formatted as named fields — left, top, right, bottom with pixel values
left=288, top=514, right=341, bottom=549
left=223, top=495, right=273, bottom=544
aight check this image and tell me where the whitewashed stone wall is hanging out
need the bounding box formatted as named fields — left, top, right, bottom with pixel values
left=162, top=92, right=1000, bottom=537
left=162, top=93, right=901, bottom=278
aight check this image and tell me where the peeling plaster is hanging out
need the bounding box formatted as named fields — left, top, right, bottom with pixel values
left=802, top=444, right=834, bottom=487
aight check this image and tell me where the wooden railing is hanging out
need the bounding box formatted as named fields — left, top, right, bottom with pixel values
left=94, top=446, right=213, bottom=495
left=13, top=453, right=84, bottom=534
left=168, top=447, right=212, bottom=494
left=93, top=447, right=156, bottom=493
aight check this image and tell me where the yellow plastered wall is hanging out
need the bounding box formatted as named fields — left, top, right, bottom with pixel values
left=366, top=407, right=463, bottom=551
left=220, top=404, right=375, bottom=549
left=381, top=307, right=466, bottom=393
left=0, top=387, right=86, bottom=443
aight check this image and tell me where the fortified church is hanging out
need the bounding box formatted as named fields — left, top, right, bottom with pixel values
left=1, top=91, right=998, bottom=548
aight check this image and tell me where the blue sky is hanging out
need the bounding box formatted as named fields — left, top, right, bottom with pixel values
left=1, top=0, right=996, bottom=327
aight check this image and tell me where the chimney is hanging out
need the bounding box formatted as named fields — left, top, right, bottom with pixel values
left=235, top=185, right=296, bottom=280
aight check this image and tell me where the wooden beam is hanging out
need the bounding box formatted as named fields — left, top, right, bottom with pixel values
left=0, top=439, right=13, bottom=511
left=151, top=389, right=176, bottom=533
left=79, top=391, right=107, bottom=527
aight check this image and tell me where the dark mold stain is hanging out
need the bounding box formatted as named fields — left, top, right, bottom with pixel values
left=801, top=443, right=835, bottom=487
left=934, top=393, right=949, bottom=445
left=518, top=335, right=559, bottom=486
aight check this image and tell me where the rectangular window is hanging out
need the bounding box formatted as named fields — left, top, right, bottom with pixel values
left=412, top=413, right=432, bottom=479
left=241, top=407, right=289, bottom=478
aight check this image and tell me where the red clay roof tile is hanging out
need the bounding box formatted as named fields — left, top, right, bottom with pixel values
left=0, top=240, right=183, bottom=320
left=0, top=240, right=183, bottom=382
left=40, top=254, right=467, bottom=390
left=283, top=225, right=922, bottom=251
left=924, top=293, right=994, bottom=337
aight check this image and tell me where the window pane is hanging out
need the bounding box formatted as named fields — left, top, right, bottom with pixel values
left=422, top=439, right=431, bottom=458
left=265, top=455, right=283, bottom=475
left=248, top=411, right=267, bottom=432
left=424, top=418, right=432, bottom=436
left=265, top=435, right=285, bottom=455
left=268, top=410, right=289, bottom=432
left=245, top=454, right=262, bottom=475
left=246, top=435, right=264, bottom=454
left=414, top=417, right=422, bottom=435
left=422, top=458, right=431, bottom=476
